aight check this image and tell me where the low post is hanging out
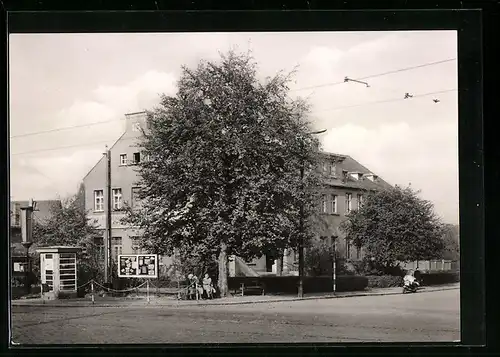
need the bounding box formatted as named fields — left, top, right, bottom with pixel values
left=91, top=280, right=95, bottom=305
left=195, top=282, right=199, bottom=302
left=147, top=280, right=150, bottom=304
left=332, top=236, right=337, bottom=294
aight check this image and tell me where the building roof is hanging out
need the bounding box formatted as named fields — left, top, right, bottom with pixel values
left=82, top=131, right=127, bottom=181
left=321, top=152, right=393, bottom=191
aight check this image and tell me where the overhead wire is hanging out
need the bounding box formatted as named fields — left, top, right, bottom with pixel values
left=290, top=58, right=457, bottom=92
left=10, top=136, right=139, bottom=156
left=9, top=58, right=457, bottom=155
left=310, top=89, right=457, bottom=114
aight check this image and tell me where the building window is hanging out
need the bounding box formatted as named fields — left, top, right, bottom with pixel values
left=131, top=187, right=141, bottom=208
left=112, top=188, right=122, bottom=210
left=357, top=194, right=364, bottom=209
left=94, top=237, right=105, bottom=259
left=131, top=236, right=142, bottom=254
left=322, top=162, right=329, bottom=175
left=329, top=194, right=337, bottom=214
left=321, top=194, right=328, bottom=213
left=94, top=190, right=104, bottom=212
left=329, top=162, right=337, bottom=177
left=112, top=237, right=122, bottom=261
left=119, top=154, right=127, bottom=166
left=133, top=152, right=141, bottom=164
left=12, top=203, right=20, bottom=226
left=346, top=240, right=351, bottom=260
left=356, top=246, right=361, bottom=260
left=345, top=193, right=352, bottom=213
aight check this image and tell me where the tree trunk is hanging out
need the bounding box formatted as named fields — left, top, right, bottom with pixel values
left=218, top=241, right=228, bottom=297
left=276, top=251, right=284, bottom=276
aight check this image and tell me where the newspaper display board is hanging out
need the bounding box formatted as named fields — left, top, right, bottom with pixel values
left=118, top=254, right=158, bottom=278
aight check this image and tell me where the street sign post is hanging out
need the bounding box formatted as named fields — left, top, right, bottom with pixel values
left=118, top=254, right=158, bottom=279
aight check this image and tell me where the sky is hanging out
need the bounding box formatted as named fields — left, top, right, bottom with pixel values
left=9, top=31, right=459, bottom=224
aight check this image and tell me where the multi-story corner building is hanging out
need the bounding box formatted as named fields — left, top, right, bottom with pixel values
left=81, top=112, right=173, bottom=268
left=235, top=152, right=392, bottom=276
left=81, top=111, right=391, bottom=277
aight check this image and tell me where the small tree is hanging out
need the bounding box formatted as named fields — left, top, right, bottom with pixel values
left=32, top=191, right=104, bottom=285
left=440, top=224, right=460, bottom=261
left=340, top=186, right=445, bottom=272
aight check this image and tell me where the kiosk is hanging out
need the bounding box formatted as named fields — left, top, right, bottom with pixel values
left=36, top=246, right=81, bottom=300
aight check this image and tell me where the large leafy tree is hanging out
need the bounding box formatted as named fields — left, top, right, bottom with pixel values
left=340, top=185, right=445, bottom=270
left=125, top=50, right=321, bottom=296
left=33, top=187, right=104, bottom=283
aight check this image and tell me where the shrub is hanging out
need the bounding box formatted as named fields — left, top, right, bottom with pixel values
left=228, top=275, right=368, bottom=294
left=366, top=275, right=403, bottom=288
left=348, top=258, right=405, bottom=276
left=421, top=272, right=459, bottom=285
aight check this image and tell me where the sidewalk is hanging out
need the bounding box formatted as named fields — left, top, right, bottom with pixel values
left=11, top=283, right=459, bottom=308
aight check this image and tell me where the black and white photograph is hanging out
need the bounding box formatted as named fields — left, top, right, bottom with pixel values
left=9, top=29, right=461, bottom=344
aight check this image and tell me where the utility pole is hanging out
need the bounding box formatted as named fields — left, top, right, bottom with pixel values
left=103, top=147, right=113, bottom=286
left=107, top=148, right=113, bottom=287
left=298, top=165, right=305, bottom=298
left=298, top=129, right=327, bottom=298
left=20, top=199, right=36, bottom=295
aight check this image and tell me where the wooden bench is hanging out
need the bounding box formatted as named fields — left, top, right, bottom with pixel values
left=240, top=281, right=265, bottom=296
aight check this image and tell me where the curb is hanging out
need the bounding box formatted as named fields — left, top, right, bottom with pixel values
left=11, top=285, right=459, bottom=308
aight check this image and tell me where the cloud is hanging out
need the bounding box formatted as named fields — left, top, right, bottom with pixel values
left=10, top=70, right=178, bottom=200
left=321, top=121, right=459, bottom=223
left=93, top=70, right=177, bottom=112
left=11, top=148, right=104, bottom=201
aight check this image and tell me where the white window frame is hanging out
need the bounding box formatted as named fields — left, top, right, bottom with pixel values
left=321, top=194, right=328, bottom=213
left=346, top=193, right=352, bottom=213
left=330, top=194, right=337, bottom=214
left=131, top=236, right=142, bottom=254
left=322, top=162, right=329, bottom=175
left=131, top=187, right=142, bottom=208
left=357, top=194, right=364, bottom=209
left=112, top=188, right=122, bottom=210
left=119, top=154, right=128, bottom=166
left=111, top=237, right=123, bottom=261
left=94, top=190, right=104, bottom=212
left=329, top=162, right=337, bottom=177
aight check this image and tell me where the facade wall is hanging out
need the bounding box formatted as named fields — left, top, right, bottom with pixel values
left=82, top=112, right=172, bottom=269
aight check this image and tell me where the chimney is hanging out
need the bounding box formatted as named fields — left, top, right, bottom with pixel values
left=125, top=112, right=148, bottom=135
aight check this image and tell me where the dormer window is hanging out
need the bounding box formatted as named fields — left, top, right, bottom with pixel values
left=329, top=162, right=337, bottom=177
left=132, top=123, right=141, bottom=132
left=365, top=173, right=378, bottom=182
left=349, top=172, right=363, bottom=180
left=322, top=162, right=329, bottom=175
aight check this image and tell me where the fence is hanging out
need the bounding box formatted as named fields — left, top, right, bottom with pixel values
left=399, top=260, right=458, bottom=273
left=26, top=278, right=208, bottom=304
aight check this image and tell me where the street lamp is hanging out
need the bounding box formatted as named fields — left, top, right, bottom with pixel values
left=298, top=129, right=327, bottom=298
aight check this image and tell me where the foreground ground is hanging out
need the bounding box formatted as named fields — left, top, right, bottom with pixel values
left=11, top=289, right=460, bottom=344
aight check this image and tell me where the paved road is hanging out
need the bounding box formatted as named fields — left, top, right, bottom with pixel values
left=11, top=289, right=459, bottom=344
